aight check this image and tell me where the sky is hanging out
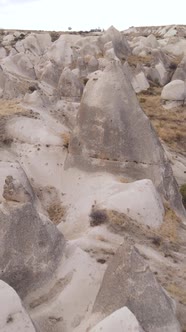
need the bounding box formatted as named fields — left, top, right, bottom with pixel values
left=0, top=0, right=186, bottom=32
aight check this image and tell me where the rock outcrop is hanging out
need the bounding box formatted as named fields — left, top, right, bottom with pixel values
left=93, top=242, right=181, bottom=332
left=161, top=79, right=186, bottom=106
left=0, top=177, right=65, bottom=297
left=0, top=280, right=36, bottom=332
left=90, top=307, right=144, bottom=332
left=99, top=26, right=131, bottom=60
left=68, top=61, right=185, bottom=216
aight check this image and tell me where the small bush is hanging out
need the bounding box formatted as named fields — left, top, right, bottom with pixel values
left=169, top=62, right=177, bottom=70
left=89, top=209, right=108, bottom=226
left=61, top=132, right=70, bottom=149
left=180, top=184, right=186, bottom=208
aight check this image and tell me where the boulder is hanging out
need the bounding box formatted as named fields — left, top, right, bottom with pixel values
left=163, top=38, right=186, bottom=56
left=99, top=179, right=164, bottom=228
left=87, top=55, right=99, bottom=73
left=40, top=60, right=61, bottom=87
left=68, top=61, right=185, bottom=216
left=161, top=80, right=186, bottom=101
left=2, top=34, right=15, bottom=46
left=58, top=67, right=83, bottom=99
left=123, top=61, right=149, bottom=93
left=75, top=35, right=101, bottom=58
left=23, top=33, right=51, bottom=56
left=90, top=307, right=144, bottom=332
left=0, top=178, right=65, bottom=296
left=0, top=46, right=7, bottom=59
left=47, top=34, right=76, bottom=67
left=172, top=56, right=186, bottom=81
left=145, top=34, right=159, bottom=48
left=93, top=242, right=181, bottom=332
left=99, top=26, right=131, bottom=60
left=145, top=62, right=168, bottom=86
left=1, top=53, right=36, bottom=79
left=0, top=280, right=36, bottom=332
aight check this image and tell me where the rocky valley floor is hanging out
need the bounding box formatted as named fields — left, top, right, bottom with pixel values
left=0, top=24, right=186, bottom=332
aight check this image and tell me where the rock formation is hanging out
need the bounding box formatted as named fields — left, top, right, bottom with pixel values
left=0, top=24, right=185, bottom=332
left=90, top=307, right=144, bottom=332
left=0, top=176, right=65, bottom=297
left=93, top=242, right=181, bottom=332
left=68, top=61, right=185, bottom=216
left=0, top=280, right=36, bottom=332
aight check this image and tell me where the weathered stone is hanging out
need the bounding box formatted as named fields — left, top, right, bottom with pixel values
left=88, top=55, right=99, bottom=73
left=23, top=33, right=51, bottom=56
left=0, top=201, right=65, bottom=297
left=99, top=26, right=131, bottom=60
left=1, top=53, right=36, bottom=79
left=68, top=61, right=185, bottom=216
left=172, top=56, right=186, bottom=81
left=58, top=67, right=83, bottom=98
left=47, top=34, right=76, bottom=66
left=0, top=46, right=7, bottom=59
left=123, top=61, right=149, bottom=93
left=90, top=307, right=144, bottom=332
left=99, top=179, right=164, bottom=228
left=161, top=80, right=186, bottom=101
left=0, top=280, right=36, bottom=331
left=93, top=242, right=181, bottom=332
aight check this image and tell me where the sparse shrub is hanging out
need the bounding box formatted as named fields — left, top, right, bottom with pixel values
left=139, top=97, right=146, bottom=103
left=118, top=177, right=131, bottom=183
left=97, top=258, right=106, bottom=264
left=29, top=85, right=37, bottom=92
left=47, top=203, right=66, bottom=225
left=83, top=78, right=89, bottom=85
left=180, top=184, right=186, bottom=208
left=89, top=209, right=108, bottom=226
left=169, top=62, right=177, bottom=70
left=61, top=132, right=70, bottom=149
left=50, top=31, right=61, bottom=42
left=151, top=236, right=161, bottom=246
left=2, top=137, right=13, bottom=146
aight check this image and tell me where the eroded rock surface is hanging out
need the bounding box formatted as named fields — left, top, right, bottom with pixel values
left=69, top=61, right=185, bottom=216
left=0, top=177, right=65, bottom=297
left=0, top=280, right=36, bottom=332
left=93, top=242, right=181, bottom=332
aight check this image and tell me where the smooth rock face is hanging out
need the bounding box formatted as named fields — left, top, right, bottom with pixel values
left=58, top=67, right=83, bottom=98
left=0, top=159, right=37, bottom=205
left=100, top=179, right=164, bottom=228
left=90, top=307, right=144, bottom=332
left=1, top=53, right=36, bottom=79
left=123, top=61, right=149, bottom=93
left=69, top=61, right=185, bottom=215
left=93, top=242, right=181, bottom=332
left=100, top=26, right=131, bottom=59
left=0, top=200, right=65, bottom=297
left=172, top=56, right=186, bottom=81
left=161, top=80, right=186, bottom=101
left=0, top=280, right=36, bottom=332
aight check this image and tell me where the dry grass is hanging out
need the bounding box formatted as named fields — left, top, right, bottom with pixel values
left=126, top=54, right=152, bottom=67
left=138, top=87, right=186, bottom=154
left=166, top=283, right=186, bottom=305
left=0, top=99, right=25, bottom=116
left=118, top=176, right=131, bottom=183
left=47, top=203, right=66, bottom=225
left=158, top=203, right=181, bottom=243
left=61, top=132, right=70, bottom=149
